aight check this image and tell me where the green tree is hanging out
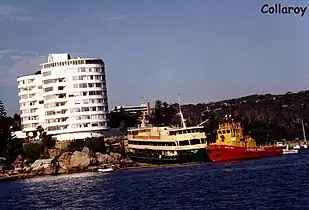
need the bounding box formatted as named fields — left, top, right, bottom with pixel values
left=23, top=143, right=44, bottom=162
left=36, top=126, right=55, bottom=149
left=4, top=137, right=23, bottom=163
left=150, top=100, right=178, bottom=126
left=108, top=106, right=141, bottom=128
left=68, top=139, right=85, bottom=152
left=42, top=134, right=56, bottom=149
left=84, top=137, right=106, bottom=153
left=0, top=101, right=11, bottom=156
left=0, top=101, right=7, bottom=119
left=36, top=125, right=44, bottom=139
left=119, top=120, right=127, bottom=157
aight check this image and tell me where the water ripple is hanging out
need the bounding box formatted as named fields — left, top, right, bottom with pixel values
left=1, top=153, right=309, bottom=209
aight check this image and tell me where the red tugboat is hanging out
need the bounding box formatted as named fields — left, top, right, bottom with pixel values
left=206, top=118, right=283, bottom=162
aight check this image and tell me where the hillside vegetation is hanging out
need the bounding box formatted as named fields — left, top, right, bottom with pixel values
left=109, top=91, right=309, bottom=145
left=179, top=91, right=309, bottom=144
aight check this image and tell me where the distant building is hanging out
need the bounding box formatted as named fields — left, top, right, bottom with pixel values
left=111, top=103, right=151, bottom=115
left=17, top=53, right=109, bottom=141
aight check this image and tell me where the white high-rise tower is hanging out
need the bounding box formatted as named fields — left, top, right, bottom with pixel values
left=17, top=53, right=109, bottom=141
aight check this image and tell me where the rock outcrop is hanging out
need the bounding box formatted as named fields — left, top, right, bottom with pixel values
left=0, top=146, right=138, bottom=182
left=58, top=152, right=72, bottom=170
left=81, top=147, right=90, bottom=154
left=48, top=148, right=61, bottom=158
left=119, top=158, right=137, bottom=168
left=31, top=159, right=53, bottom=171
left=110, top=153, right=122, bottom=163
left=70, top=151, right=90, bottom=170
left=58, top=147, right=91, bottom=171
left=12, top=155, right=23, bottom=171
left=95, top=152, right=126, bottom=167
left=30, top=158, right=54, bottom=175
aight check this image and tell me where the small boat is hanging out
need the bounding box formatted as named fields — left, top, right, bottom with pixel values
left=98, top=168, right=113, bottom=173
left=283, top=144, right=299, bottom=155
left=293, top=144, right=301, bottom=150
left=98, top=164, right=114, bottom=173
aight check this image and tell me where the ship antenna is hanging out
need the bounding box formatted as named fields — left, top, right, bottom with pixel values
left=178, top=94, right=186, bottom=128
left=141, top=97, right=146, bottom=128
left=302, top=119, right=307, bottom=142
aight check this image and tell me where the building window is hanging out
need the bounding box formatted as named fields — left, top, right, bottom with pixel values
left=78, top=67, right=86, bottom=72
left=70, top=108, right=81, bottom=113
left=46, top=111, right=55, bottom=116
left=58, top=94, right=66, bottom=98
left=81, top=107, right=89, bottom=112
left=21, top=95, right=28, bottom=99
left=44, top=87, right=53, bottom=92
left=44, top=79, right=56, bottom=84
left=79, top=75, right=86, bottom=80
left=43, top=71, right=51, bottom=76
left=79, top=83, right=87, bottom=88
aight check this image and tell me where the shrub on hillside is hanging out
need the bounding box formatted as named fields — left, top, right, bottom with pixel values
left=23, top=143, right=44, bottom=163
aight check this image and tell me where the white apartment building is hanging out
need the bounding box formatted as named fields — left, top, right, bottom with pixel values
left=17, top=53, right=109, bottom=141
left=17, top=72, right=45, bottom=133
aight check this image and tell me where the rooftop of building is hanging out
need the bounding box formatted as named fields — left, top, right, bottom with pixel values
left=16, top=53, right=103, bottom=79
left=40, top=53, right=102, bottom=65
left=17, top=71, right=42, bottom=80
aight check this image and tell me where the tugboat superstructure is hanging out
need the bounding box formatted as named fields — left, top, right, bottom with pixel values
left=206, top=117, right=283, bottom=162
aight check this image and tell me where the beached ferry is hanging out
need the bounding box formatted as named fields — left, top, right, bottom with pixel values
left=126, top=102, right=209, bottom=164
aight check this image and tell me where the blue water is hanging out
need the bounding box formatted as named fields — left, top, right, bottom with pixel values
left=1, top=151, right=309, bottom=210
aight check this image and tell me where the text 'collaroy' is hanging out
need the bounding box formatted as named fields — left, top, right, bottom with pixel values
left=261, top=4, right=307, bottom=17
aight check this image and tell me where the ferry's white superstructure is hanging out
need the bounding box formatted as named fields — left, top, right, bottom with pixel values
left=17, top=53, right=109, bottom=140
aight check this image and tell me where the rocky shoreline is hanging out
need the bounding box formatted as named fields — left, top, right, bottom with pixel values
left=0, top=156, right=209, bottom=182
left=0, top=146, right=138, bottom=182
left=0, top=166, right=99, bottom=182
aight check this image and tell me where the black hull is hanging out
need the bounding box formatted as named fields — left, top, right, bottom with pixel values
left=127, top=148, right=210, bottom=165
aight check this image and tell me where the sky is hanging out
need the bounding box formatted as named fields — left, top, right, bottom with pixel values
left=0, top=0, right=308, bottom=116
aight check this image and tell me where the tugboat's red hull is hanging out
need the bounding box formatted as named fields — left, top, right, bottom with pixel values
left=207, top=144, right=283, bottom=162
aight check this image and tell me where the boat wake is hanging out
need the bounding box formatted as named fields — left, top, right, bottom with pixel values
left=21, top=172, right=98, bottom=183
left=219, top=160, right=309, bottom=172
